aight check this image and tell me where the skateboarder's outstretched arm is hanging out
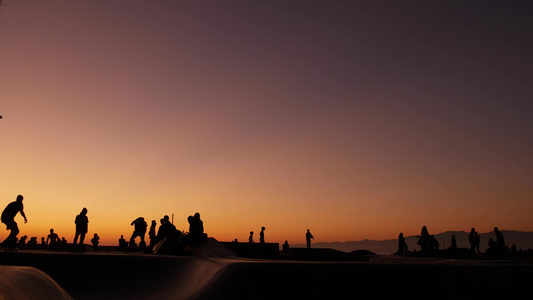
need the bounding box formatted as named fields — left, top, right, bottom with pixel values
left=20, top=209, right=27, bottom=223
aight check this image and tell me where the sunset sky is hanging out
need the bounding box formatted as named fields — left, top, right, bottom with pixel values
left=1, top=1, right=532, bottom=246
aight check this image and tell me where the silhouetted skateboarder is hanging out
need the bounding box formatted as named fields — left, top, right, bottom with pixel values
left=73, top=208, right=89, bottom=250
left=130, top=217, right=148, bottom=249
left=1, top=195, right=27, bottom=249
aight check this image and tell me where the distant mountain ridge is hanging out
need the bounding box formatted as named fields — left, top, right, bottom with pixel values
left=292, top=230, right=533, bottom=255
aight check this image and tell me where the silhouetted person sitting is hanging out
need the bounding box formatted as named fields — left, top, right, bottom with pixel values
left=73, top=208, right=89, bottom=251
left=47, top=228, right=60, bottom=250
left=187, top=213, right=205, bottom=243
left=487, top=238, right=498, bottom=255
left=417, top=226, right=431, bottom=252
left=150, top=216, right=184, bottom=254
left=450, top=235, right=457, bottom=251
left=40, top=237, right=46, bottom=250
left=249, top=231, right=254, bottom=243
left=306, top=229, right=314, bottom=249
left=156, top=215, right=177, bottom=243
left=155, top=218, right=165, bottom=243
left=282, top=240, right=290, bottom=254
left=260, top=226, right=265, bottom=244
left=118, top=235, right=127, bottom=251
left=91, top=233, right=100, bottom=251
left=1, top=195, right=27, bottom=248
left=129, top=240, right=138, bottom=251
left=18, top=235, right=28, bottom=249
left=27, top=237, right=38, bottom=249
left=130, top=217, right=148, bottom=249
left=468, top=228, right=476, bottom=253
left=148, top=220, right=157, bottom=249
left=397, top=233, right=408, bottom=255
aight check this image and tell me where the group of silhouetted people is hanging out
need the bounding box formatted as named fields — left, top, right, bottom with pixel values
left=0, top=193, right=211, bottom=254
left=3, top=194, right=519, bottom=258
left=468, top=228, right=481, bottom=254
left=14, top=234, right=68, bottom=251
left=124, top=215, right=177, bottom=252
left=186, top=213, right=205, bottom=243
left=0, top=195, right=101, bottom=252
left=249, top=226, right=266, bottom=244
left=415, top=226, right=440, bottom=252
left=122, top=212, right=207, bottom=254
left=397, top=225, right=511, bottom=256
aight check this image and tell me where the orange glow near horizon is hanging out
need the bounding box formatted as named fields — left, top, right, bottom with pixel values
left=1, top=1, right=533, bottom=247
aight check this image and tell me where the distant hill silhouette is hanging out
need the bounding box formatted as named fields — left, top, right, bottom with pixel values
left=293, top=230, right=533, bottom=254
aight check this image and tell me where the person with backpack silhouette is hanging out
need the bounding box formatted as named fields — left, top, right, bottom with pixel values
left=306, top=229, right=314, bottom=249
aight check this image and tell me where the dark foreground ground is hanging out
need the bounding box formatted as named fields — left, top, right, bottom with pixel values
left=1, top=249, right=533, bottom=300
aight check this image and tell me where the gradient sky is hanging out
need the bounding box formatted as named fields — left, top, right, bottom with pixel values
left=1, top=1, right=532, bottom=246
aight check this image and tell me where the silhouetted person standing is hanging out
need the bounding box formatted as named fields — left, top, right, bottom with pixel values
left=418, top=226, right=430, bottom=252
left=468, top=228, right=476, bottom=253
left=130, top=217, right=148, bottom=249
left=118, top=235, right=127, bottom=251
left=494, top=227, right=505, bottom=251
left=451, top=235, right=457, bottom=251
left=306, top=229, right=314, bottom=249
left=249, top=231, right=254, bottom=243
left=47, top=228, right=60, bottom=250
left=73, top=208, right=89, bottom=249
left=91, top=233, right=100, bottom=251
left=148, top=220, right=157, bottom=249
left=1, top=195, right=27, bottom=248
left=397, top=233, right=408, bottom=255
left=259, top=226, right=265, bottom=244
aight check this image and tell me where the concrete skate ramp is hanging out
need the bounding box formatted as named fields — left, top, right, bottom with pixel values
left=2, top=251, right=533, bottom=299
left=0, top=252, right=226, bottom=300
left=0, top=266, right=72, bottom=300
left=198, top=258, right=533, bottom=299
